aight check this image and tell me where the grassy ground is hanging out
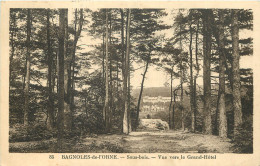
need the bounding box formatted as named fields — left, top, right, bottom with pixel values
left=9, top=130, right=233, bottom=153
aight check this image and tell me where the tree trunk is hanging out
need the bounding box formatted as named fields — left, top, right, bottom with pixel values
left=52, top=52, right=56, bottom=99
left=135, top=60, right=149, bottom=130
left=202, top=10, right=212, bottom=134
left=103, top=9, right=110, bottom=133
left=57, top=9, right=66, bottom=151
left=71, top=62, right=75, bottom=112
left=63, top=9, right=72, bottom=131
left=179, top=23, right=185, bottom=131
left=210, top=11, right=233, bottom=92
left=120, top=9, right=125, bottom=132
left=214, top=89, right=220, bottom=135
left=116, top=56, right=119, bottom=98
left=24, top=9, right=31, bottom=127
left=189, top=15, right=195, bottom=132
left=128, top=59, right=131, bottom=132
left=22, top=60, right=26, bottom=91
left=123, top=9, right=131, bottom=134
left=46, top=9, right=54, bottom=130
left=172, top=89, right=176, bottom=130
left=9, top=11, right=16, bottom=91
left=193, top=20, right=199, bottom=132
left=56, top=49, right=59, bottom=94
left=231, top=9, right=242, bottom=137
left=218, top=10, right=227, bottom=138
left=127, top=11, right=131, bottom=131
left=102, top=31, right=105, bottom=79
left=109, top=14, right=113, bottom=131
left=181, top=73, right=184, bottom=131
left=169, top=68, right=173, bottom=129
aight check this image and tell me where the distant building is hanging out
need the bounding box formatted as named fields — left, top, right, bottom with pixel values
left=142, top=96, right=180, bottom=103
left=140, top=96, right=180, bottom=118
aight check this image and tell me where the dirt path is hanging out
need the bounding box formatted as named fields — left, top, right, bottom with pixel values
left=9, top=130, right=233, bottom=153
left=79, top=130, right=233, bottom=153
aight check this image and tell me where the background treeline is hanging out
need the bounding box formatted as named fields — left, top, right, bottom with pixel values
left=9, top=8, right=253, bottom=153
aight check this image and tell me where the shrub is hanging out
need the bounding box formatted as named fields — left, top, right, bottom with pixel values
left=73, top=113, right=106, bottom=134
left=232, top=115, right=253, bottom=153
left=101, top=141, right=125, bottom=153
left=9, top=123, right=54, bottom=142
left=153, top=111, right=168, bottom=123
left=63, top=129, right=81, bottom=139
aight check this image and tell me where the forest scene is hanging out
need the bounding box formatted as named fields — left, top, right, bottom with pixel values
left=9, top=8, right=253, bottom=153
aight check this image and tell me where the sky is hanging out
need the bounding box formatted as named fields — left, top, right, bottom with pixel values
left=74, top=8, right=253, bottom=90
left=131, top=56, right=253, bottom=89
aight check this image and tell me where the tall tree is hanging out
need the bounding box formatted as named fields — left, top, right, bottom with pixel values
left=231, top=9, right=243, bottom=137
left=135, top=59, right=149, bottom=129
left=63, top=9, right=72, bottom=131
left=127, top=49, right=132, bottom=133
left=180, top=33, right=185, bottom=131
left=174, top=11, right=186, bottom=131
left=218, top=10, right=227, bottom=138
left=202, top=9, right=212, bottom=134
left=120, top=9, right=125, bottom=132
left=188, top=10, right=195, bottom=132
left=24, top=9, right=31, bottom=126
left=46, top=9, right=54, bottom=130
left=123, top=9, right=131, bottom=134
left=108, top=12, right=114, bottom=131
left=70, top=9, right=84, bottom=113
left=103, top=9, right=111, bottom=132
left=132, top=9, right=167, bottom=130
left=57, top=9, right=66, bottom=150
left=9, top=10, right=17, bottom=92
left=158, top=42, right=181, bottom=129
left=193, top=16, right=200, bottom=132
left=128, top=63, right=132, bottom=132
left=172, top=10, right=201, bottom=131
left=169, top=68, right=173, bottom=129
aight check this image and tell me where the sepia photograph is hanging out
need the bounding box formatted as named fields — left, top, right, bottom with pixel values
left=7, top=7, right=254, bottom=154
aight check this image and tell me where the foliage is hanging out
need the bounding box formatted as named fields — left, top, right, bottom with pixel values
left=232, top=115, right=253, bottom=153
left=9, top=123, right=55, bottom=142
left=153, top=111, right=168, bottom=123
left=74, top=112, right=105, bottom=134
